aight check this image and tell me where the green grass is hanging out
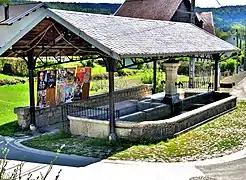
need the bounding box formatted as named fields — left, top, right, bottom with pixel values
left=0, top=83, right=29, bottom=125
left=22, top=103, right=246, bottom=162
left=0, top=74, right=25, bottom=80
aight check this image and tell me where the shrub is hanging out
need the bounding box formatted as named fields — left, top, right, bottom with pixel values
left=80, top=60, right=95, bottom=67
left=226, top=59, right=237, bottom=73
left=178, top=61, right=189, bottom=76
left=0, top=78, right=26, bottom=86
left=140, top=69, right=164, bottom=93
left=0, top=58, right=28, bottom=77
left=220, top=61, right=227, bottom=72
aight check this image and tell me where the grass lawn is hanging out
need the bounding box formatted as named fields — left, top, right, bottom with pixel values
left=0, top=83, right=29, bottom=125
left=22, top=102, right=246, bottom=162
left=0, top=74, right=25, bottom=80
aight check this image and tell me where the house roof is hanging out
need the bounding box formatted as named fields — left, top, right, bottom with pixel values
left=0, top=3, right=46, bottom=24
left=196, top=12, right=215, bottom=35
left=115, top=0, right=183, bottom=21
left=0, top=6, right=239, bottom=60
left=115, top=0, right=215, bottom=35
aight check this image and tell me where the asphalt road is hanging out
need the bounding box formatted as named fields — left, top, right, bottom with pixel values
left=195, top=158, right=246, bottom=180
left=1, top=137, right=246, bottom=179
left=0, top=138, right=100, bottom=167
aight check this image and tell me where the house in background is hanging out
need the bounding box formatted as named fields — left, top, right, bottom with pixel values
left=115, top=0, right=215, bottom=35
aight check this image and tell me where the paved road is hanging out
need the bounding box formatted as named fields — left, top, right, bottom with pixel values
left=2, top=135, right=246, bottom=180
left=230, top=76, right=246, bottom=101
left=0, top=137, right=100, bottom=167
left=195, top=158, right=246, bottom=180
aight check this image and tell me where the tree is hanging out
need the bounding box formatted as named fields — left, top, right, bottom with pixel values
left=0, top=0, right=12, bottom=5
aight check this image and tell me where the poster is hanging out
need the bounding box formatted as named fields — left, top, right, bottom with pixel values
left=37, top=71, right=48, bottom=91
left=66, top=68, right=76, bottom=85
left=65, top=85, right=75, bottom=103
left=46, top=70, right=57, bottom=106
left=82, top=67, right=92, bottom=100
left=37, top=90, right=47, bottom=108
left=37, top=67, right=91, bottom=107
left=47, top=70, right=56, bottom=88
left=37, top=71, right=48, bottom=108
left=37, top=70, right=57, bottom=108
left=56, top=68, right=76, bottom=103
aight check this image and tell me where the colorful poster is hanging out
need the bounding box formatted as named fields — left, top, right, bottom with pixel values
left=37, top=71, right=48, bottom=108
left=37, top=89, right=47, bottom=108
left=73, top=84, right=82, bottom=101
left=56, top=84, right=66, bottom=104
left=82, top=67, right=92, bottom=100
left=46, top=70, right=57, bottom=106
left=37, top=71, right=48, bottom=91
left=65, top=85, right=75, bottom=103
left=47, top=70, right=57, bottom=88
left=56, top=68, right=76, bottom=103
left=37, top=67, right=90, bottom=106
left=66, top=68, right=76, bottom=85
left=57, top=68, right=67, bottom=84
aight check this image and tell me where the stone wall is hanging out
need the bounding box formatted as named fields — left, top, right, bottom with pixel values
left=69, top=95, right=237, bottom=140
left=15, top=85, right=152, bottom=129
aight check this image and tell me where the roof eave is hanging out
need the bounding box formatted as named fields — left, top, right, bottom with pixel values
left=119, top=49, right=240, bottom=59
left=0, top=2, right=48, bottom=25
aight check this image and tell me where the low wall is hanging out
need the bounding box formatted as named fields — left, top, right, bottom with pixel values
left=69, top=95, right=237, bottom=140
left=15, top=85, right=152, bottom=129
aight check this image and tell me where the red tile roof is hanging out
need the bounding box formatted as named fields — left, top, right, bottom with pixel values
left=115, top=0, right=183, bottom=21
left=196, top=12, right=215, bottom=35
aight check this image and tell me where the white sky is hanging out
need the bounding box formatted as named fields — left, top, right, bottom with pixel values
left=40, top=0, right=246, bottom=8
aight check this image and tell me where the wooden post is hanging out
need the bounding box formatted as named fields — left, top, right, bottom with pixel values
left=152, top=58, right=157, bottom=94
left=106, top=58, right=117, bottom=141
left=189, top=0, right=196, bottom=88
left=27, top=50, right=36, bottom=126
left=213, top=54, right=220, bottom=91
left=189, top=57, right=195, bottom=88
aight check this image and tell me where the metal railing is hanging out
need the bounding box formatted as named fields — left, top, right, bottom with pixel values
left=65, top=104, right=120, bottom=121
left=176, top=81, right=214, bottom=89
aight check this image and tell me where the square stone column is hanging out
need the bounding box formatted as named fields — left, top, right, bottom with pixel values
left=163, top=60, right=181, bottom=105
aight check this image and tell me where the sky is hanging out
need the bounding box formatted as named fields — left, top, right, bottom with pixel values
left=40, top=0, right=246, bottom=8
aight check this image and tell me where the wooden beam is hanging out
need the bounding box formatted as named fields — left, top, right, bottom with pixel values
left=26, top=23, right=54, bottom=46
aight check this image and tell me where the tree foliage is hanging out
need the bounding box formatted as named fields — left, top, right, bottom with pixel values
left=0, top=0, right=11, bottom=5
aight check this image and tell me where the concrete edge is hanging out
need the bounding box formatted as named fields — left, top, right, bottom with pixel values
left=102, top=146, right=246, bottom=167
left=14, top=134, right=246, bottom=168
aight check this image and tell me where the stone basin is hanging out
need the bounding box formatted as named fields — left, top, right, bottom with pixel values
left=69, top=92, right=237, bottom=140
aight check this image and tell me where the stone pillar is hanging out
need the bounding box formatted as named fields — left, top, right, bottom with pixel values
left=163, top=60, right=181, bottom=105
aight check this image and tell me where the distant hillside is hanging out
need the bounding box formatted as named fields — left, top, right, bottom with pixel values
left=12, top=0, right=246, bottom=31
left=197, top=6, right=246, bottom=31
